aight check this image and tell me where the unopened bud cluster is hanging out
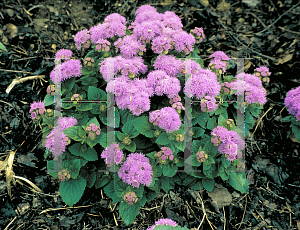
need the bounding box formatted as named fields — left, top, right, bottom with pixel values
left=99, top=104, right=107, bottom=112
left=29, top=101, right=46, bottom=120
left=175, top=134, right=184, bottom=143
left=57, top=169, right=71, bottom=182
left=211, top=134, right=221, bottom=147
left=191, top=27, right=205, bottom=43
left=196, top=150, right=208, bottom=163
left=123, top=191, right=138, bottom=205
left=220, top=82, right=234, bottom=95
left=95, top=39, right=111, bottom=52
left=169, top=95, right=185, bottom=114
left=122, top=136, right=131, bottom=145
left=86, top=123, right=101, bottom=140
left=46, top=109, right=54, bottom=117
left=254, top=66, right=271, bottom=85
left=224, top=119, right=235, bottom=129
left=46, top=85, right=55, bottom=96
left=200, top=96, right=218, bottom=113
left=83, top=57, right=95, bottom=67
left=154, top=147, right=175, bottom=165
left=154, top=129, right=161, bottom=137
left=71, top=94, right=83, bottom=101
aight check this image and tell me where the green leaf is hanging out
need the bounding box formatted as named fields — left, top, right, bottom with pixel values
left=81, top=169, right=96, bottom=188
left=81, top=76, right=98, bottom=85
left=81, top=67, right=94, bottom=75
left=291, top=123, right=300, bottom=142
left=214, top=105, right=227, bottom=115
left=207, top=117, right=217, bottom=130
left=133, top=135, right=153, bottom=150
left=0, top=42, right=8, bottom=52
left=44, top=94, right=54, bottom=106
left=63, top=126, right=84, bottom=142
left=122, top=120, right=139, bottom=138
left=162, top=164, right=178, bottom=177
left=245, top=111, right=254, bottom=124
left=86, top=137, right=98, bottom=149
left=194, top=112, right=209, bottom=128
left=119, top=109, right=135, bottom=125
left=64, top=77, right=75, bottom=91
left=192, top=127, right=205, bottom=138
left=155, top=132, right=171, bottom=145
left=218, top=113, right=226, bottom=126
left=59, top=177, right=86, bottom=207
left=202, top=178, right=215, bottom=192
left=161, top=176, right=174, bottom=193
left=76, top=103, right=93, bottom=112
left=132, top=116, right=154, bottom=138
left=189, top=51, right=203, bottom=68
left=119, top=201, right=141, bottom=226
left=88, top=86, right=107, bottom=100
left=221, top=155, right=231, bottom=167
left=228, top=171, right=249, bottom=193
left=174, top=141, right=185, bottom=152
left=103, top=181, right=123, bottom=203
left=124, top=141, right=136, bottom=152
left=114, top=176, right=128, bottom=197
left=95, top=173, right=110, bottom=189
left=249, top=106, right=261, bottom=117
left=65, top=159, right=81, bottom=179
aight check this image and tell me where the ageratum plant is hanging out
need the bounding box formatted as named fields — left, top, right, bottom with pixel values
left=29, top=5, right=269, bottom=226
left=282, top=85, right=300, bottom=142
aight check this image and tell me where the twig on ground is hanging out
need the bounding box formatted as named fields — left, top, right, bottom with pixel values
left=255, top=2, right=300, bottom=35
left=251, top=106, right=273, bottom=138
left=5, top=75, right=46, bottom=94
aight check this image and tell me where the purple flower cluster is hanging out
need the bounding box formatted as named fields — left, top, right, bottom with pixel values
left=180, top=59, right=202, bottom=75
left=114, top=35, right=146, bottom=58
left=209, top=59, right=227, bottom=75
left=191, top=27, right=205, bottom=43
left=254, top=66, right=271, bottom=84
left=151, top=35, right=173, bottom=54
left=146, top=70, right=181, bottom=98
left=211, top=126, right=244, bottom=162
left=255, top=66, right=271, bottom=77
left=209, top=51, right=230, bottom=61
left=45, top=117, right=78, bottom=157
left=149, top=107, right=182, bottom=133
left=89, top=14, right=126, bottom=44
left=184, top=68, right=221, bottom=100
left=200, top=96, right=218, bottom=112
left=161, top=11, right=183, bottom=30
left=153, top=54, right=183, bottom=77
left=29, top=101, right=45, bottom=120
left=155, top=147, right=175, bottom=164
left=74, top=29, right=90, bottom=50
left=50, top=59, right=82, bottom=82
left=106, top=76, right=154, bottom=116
left=284, top=86, right=300, bottom=120
left=172, top=30, right=195, bottom=54
left=46, top=85, right=55, bottom=96
left=101, top=142, right=124, bottom=167
left=134, top=5, right=163, bottom=24
left=55, top=49, right=73, bottom=60
left=95, top=39, right=111, bottom=52
left=123, top=191, right=138, bottom=205
left=196, top=150, right=208, bottom=163
left=146, top=218, right=178, bottom=230
left=133, top=20, right=164, bottom=44
left=86, top=123, right=101, bottom=140
left=118, top=152, right=153, bottom=188
left=228, top=73, right=267, bottom=105
left=100, top=56, right=148, bottom=82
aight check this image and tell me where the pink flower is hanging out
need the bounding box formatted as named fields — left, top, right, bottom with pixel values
left=161, top=155, right=167, bottom=160
left=169, top=155, right=174, bottom=160
left=96, top=130, right=101, bottom=135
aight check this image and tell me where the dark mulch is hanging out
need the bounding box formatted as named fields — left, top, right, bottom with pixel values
left=1, top=0, right=300, bottom=229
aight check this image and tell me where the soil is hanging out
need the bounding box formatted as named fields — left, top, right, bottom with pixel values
left=0, top=0, right=300, bottom=229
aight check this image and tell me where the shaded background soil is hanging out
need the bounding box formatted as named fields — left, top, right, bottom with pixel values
left=0, top=0, right=300, bottom=229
